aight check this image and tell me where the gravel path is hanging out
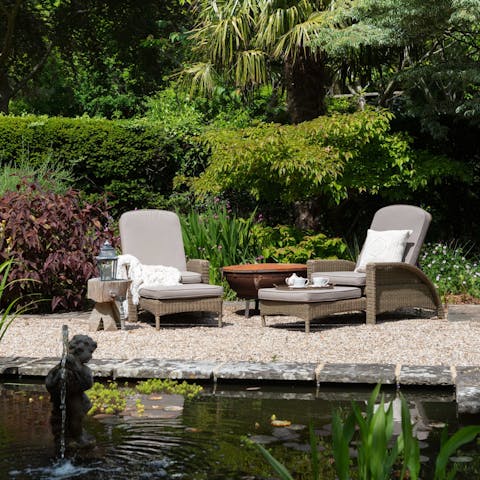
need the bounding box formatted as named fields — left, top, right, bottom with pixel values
left=1, top=303, right=479, bottom=366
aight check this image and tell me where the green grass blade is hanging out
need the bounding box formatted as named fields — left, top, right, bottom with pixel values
left=332, top=411, right=352, bottom=480
left=309, top=423, right=320, bottom=480
left=254, top=443, right=295, bottom=480
left=398, top=393, right=420, bottom=480
left=434, top=425, right=480, bottom=479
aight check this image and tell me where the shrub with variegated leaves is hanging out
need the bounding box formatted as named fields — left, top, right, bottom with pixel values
left=0, top=179, right=115, bottom=312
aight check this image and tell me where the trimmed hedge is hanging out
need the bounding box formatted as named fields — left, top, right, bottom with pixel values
left=0, top=115, right=207, bottom=215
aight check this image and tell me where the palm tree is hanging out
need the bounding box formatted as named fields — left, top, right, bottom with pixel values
left=183, top=0, right=334, bottom=123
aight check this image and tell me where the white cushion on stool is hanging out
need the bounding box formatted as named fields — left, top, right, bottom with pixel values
left=258, top=286, right=362, bottom=302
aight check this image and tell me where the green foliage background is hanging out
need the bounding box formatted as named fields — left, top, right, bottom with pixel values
left=0, top=115, right=207, bottom=216
left=194, top=108, right=466, bottom=208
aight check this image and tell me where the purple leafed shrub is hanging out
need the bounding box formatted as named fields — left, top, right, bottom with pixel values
left=0, top=180, right=116, bottom=312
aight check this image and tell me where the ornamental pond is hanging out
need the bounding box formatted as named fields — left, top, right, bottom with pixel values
left=2, top=381, right=480, bottom=479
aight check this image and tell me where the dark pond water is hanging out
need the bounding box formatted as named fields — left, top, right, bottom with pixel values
left=1, top=381, right=480, bottom=479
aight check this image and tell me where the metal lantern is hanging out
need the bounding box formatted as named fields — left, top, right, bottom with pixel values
left=96, top=241, right=118, bottom=281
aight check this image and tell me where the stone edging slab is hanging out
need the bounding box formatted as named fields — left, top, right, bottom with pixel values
left=2, top=356, right=479, bottom=413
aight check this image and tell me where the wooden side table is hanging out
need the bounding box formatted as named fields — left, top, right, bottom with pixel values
left=87, top=278, right=131, bottom=331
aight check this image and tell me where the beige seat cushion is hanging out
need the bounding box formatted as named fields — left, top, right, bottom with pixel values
left=258, top=286, right=361, bottom=303
left=180, top=271, right=203, bottom=284
left=140, top=283, right=223, bottom=300
left=312, top=271, right=366, bottom=287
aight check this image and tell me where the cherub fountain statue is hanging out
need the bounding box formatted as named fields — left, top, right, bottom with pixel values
left=46, top=332, right=97, bottom=454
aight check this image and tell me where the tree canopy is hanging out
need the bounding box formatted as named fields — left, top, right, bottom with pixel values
left=2, top=0, right=480, bottom=128
left=312, top=0, right=480, bottom=135
left=181, top=0, right=334, bottom=123
left=1, top=0, right=192, bottom=117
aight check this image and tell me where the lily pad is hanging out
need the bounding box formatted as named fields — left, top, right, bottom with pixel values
left=271, top=419, right=291, bottom=427
left=272, top=428, right=300, bottom=441
left=450, top=456, right=473, bottom=463
left=287, top=423, right=306, bottom=431
left=164, top=405, right=183, bottom=412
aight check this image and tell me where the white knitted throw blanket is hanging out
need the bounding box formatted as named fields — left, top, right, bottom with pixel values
left=117, top=254, right=182, bottom=305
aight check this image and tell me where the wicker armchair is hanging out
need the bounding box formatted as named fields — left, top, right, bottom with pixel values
left=259, top=205, right=444, bottom=330
left=307, top=205, right=444, bottom=324
left=119, top=210, right=223, bottom=329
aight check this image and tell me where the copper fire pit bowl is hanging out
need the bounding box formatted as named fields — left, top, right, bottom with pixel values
left=222, top=263, right=307, bottom=301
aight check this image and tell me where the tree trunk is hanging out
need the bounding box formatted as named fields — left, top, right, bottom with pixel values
left=294, top=196, right=328, bottom=231
left=284, top=53, right=328, bottom=124
left=0, top=71, right=11, bottom=114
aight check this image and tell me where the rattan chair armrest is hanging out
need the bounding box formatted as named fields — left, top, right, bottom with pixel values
left=365, top=262, right=439, bottom=296
left=364, top=261, right=444, bottom=324
left=186, top=259, right=210, bottom=283
left=307, top=259, right=356, bottom=278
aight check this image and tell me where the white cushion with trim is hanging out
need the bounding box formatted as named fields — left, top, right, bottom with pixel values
left=355, top=229, right=412, bottom=273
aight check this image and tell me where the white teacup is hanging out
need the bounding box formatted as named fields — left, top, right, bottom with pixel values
left=312, top=276, right=329, bottom=287
left=292, top=276, right=309, bottom=288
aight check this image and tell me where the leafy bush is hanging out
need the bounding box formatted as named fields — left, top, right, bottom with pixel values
left=87, top=382, right=128, bottom=416
left=0, top=115, right=209, bottom=216
left=252, top=224, right=348, bottom=263
left=135, top=378, right=203, bottom=399
left=420, top=242, right=480, bottom=301
left=193, top=109, right=466, bottom=208
left=0, top=180, right=115, bottom=312
left=86, top=379, right=203, bottom=416
left=143, top=87, right=205, bottom=135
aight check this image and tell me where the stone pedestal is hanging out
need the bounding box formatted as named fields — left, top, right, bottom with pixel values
left=87, top=278, right=131, bottom=331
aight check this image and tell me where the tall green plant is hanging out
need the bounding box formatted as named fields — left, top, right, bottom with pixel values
left=254, top=443, right=294, bottom=480
left=0, top=259, right=37, bottom=342
left=254, top=384, right=480, bottom=480
left=434, top=426, right=480, bottom=480
left=0, top=157, right=74, bottom=196
left=350, top=384, right=402, bottom=480
left=331, top=408, right=356, bottom=480
left=0, top=260, right=17, bottom=342
left=180, top=200, right=260, bottom=284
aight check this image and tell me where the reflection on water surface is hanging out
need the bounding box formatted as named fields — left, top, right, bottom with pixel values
left=1, top=381, right=480, bottom=479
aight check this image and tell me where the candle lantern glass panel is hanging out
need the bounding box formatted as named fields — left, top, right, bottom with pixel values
left=96, top=241, right=118, bottom=281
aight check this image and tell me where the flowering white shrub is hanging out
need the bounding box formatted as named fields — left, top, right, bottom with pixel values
left=420, top=242, right=480, bottom=299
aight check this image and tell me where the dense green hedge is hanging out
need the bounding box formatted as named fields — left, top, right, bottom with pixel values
left=0, top=115, right=207, bottom=215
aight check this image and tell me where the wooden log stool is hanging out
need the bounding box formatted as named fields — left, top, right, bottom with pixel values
left=87, top=278, right=131, bottom=331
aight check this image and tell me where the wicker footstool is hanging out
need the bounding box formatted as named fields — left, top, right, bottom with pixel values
left=258, top=286, right=366, bottom=333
